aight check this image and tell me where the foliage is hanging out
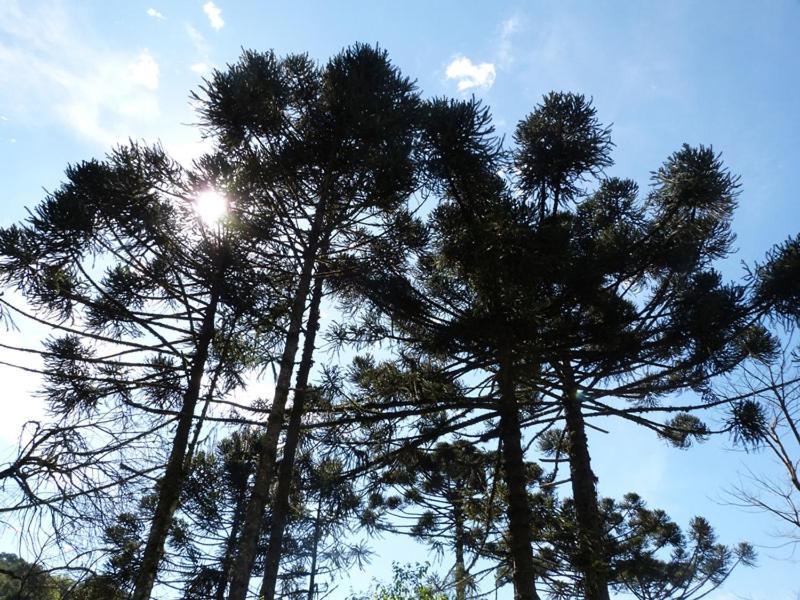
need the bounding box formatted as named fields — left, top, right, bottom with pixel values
left=539, top=494, right=755, bottom=600
left=0, top=553, right=126, bottom=600
left=0, top=42, right=798, bottom=600
left=349, top=563, right=448, bottom=600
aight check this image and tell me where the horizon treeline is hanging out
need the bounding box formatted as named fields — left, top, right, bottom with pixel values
left=0, top=44, right=798, bottom=600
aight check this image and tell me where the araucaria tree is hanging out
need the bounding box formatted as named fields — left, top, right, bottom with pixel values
left=334, top=93, right=789, bottom=600
left=191, top=45, right=424, bottom=600
left=0, top=144, right=282, bottom=598
left=1, top=43, right=798, bottom=600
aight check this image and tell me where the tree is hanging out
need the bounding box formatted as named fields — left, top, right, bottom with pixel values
left=365, top=441, right=502, bottom=600
left=334, top=92, right=787, bottom=600
left=257, top=271, right=325, bottom=600
left=3, top=41, right=798, bottom=600
left=719, top=234, right=800, bottom=547
left=177, top=430, right=263, bottom=600
left=540, top=494, right=754, bottom=600
left=723, top=329, right=800, bottom=547
left=0, top=144, right=280, bottom=599
left=348, top=563, right=448, bottom=600
left=192, top=45, right=425, bottom=600
left=269, top=450, right=367, bottom=600
left=0, top=552, right=66, bottom=600
left=0, top=552, right=126, bottom=600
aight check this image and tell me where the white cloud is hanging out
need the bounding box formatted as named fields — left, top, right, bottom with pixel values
left=441, top=15, right=521, bottom=95
left=0, top=1, right=161, bottom=146
left=202, top=1, right=224, bottom=30
left=445, top=56, right=496, bottom=91
left=190, top=62, right=210, bottom=74
left=146, top=7, right=165, bottom=20
left=129, top=49, right=159, bottom=90
left=164, top=134, right=215, bottom=167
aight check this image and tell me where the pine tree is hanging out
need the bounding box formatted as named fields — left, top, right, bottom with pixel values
left=192, top=45, right=425, bottom=600
left=722, top=329, right=800, bottom=543
left=333, top=92, right=788, bottom=600
left=178, top=430, right=262, bottom=600
left=540, top=493, right=755, bottom=600
left=0, top=144, right=281, bottom=598
left=366, top=441, right=501, bottom=600
left=3, top=41, right=798, bottom=600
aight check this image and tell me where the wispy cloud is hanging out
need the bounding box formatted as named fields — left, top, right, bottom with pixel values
left=497, top=15, right=520, bottom=69
left=203, top=1, right=224, bottom=30
left=445, top=56, right=496, bottom=91
left=0, top=1, right=161, bottom=146
left=146, top=7, right=165, bottom=20
left=186, top=23, right=210, bottom=54
left=185, top=24, right=213, bottom=75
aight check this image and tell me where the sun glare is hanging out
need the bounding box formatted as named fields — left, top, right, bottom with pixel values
left=195, top=190, right=228, bottom=225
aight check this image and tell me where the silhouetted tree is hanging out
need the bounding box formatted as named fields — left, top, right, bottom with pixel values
left=539, top=493, right=754, bottom=600
left=192, top=45, right=425, bottom=600
left=364, top=441, right=503, bottom=599
left=0, top=144, right=281, bottom=599
left=723, top=330, right=800, bottom=547
left=334, top=92, right=788, bottom=600
left=2, top=42, right=798, bottom=600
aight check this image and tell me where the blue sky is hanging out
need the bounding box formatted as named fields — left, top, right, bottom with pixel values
left=1, top=1, right=799, bottom=598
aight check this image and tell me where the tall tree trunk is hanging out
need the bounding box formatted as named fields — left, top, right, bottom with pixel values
left=497, top=354, right=540, bottom=600
left=216, top=497, right=246, bottom=600
left=306, top=494, right=323, bottom=600
left=561, top=369, right=610, bottom=600
left=453, top=498, right=467, bottom=600
left=259, top=271, right=325, bottom=600
left=539, top=183, right=547, bottom=222
left=227, top=209, right=325, bottom=600
left=132, top=286, right=220, bottom=600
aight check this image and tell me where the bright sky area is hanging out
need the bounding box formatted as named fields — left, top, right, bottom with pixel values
left=1, top=1, right=799, bottom=598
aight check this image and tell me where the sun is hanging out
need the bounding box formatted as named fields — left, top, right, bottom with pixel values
left=194, top=190, right=228, bottom=225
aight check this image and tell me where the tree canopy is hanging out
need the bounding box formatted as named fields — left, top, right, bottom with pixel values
left=0, top=43, right=798, bottom=600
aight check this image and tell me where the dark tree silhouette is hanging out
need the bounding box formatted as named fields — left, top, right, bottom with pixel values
left=191, top=45, right=425, bottom=600
left=1, top=43, right=798, bottom=600
left=333, top=93, right=788, bottom=600
left=0, top=144, right=282, bottom=599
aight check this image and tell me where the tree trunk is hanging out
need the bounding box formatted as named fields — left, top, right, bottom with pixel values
left=497, top=355, right=540, bottom=600
left=561, top=373, right=610, bottom=600
left=132, top=286, right=220, bottom=600
left=259, top=271, right=325, bottom=600
left=453, top=499, right=467, bottom=600
left=306, top=495, right=323, bottom=600
left=227, top=209, right=325, bottom=600
left=216, top=497, right=246, bottom=600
